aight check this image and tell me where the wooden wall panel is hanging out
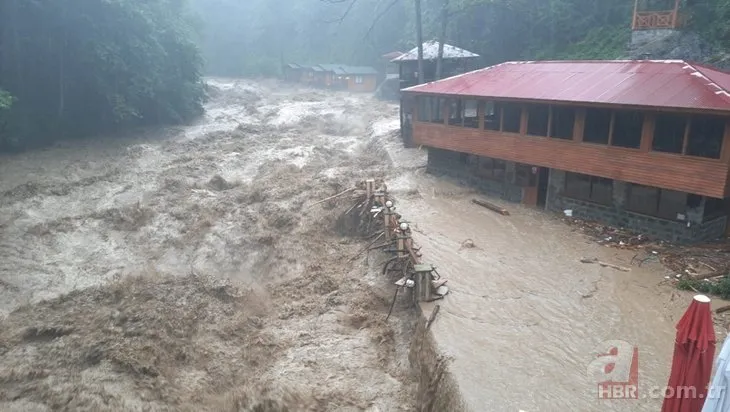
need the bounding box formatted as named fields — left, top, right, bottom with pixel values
left=413, top=122, right=730, bottom=198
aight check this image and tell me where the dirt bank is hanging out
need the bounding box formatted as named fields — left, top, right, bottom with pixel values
left=0, top=79, right=416, bottom=411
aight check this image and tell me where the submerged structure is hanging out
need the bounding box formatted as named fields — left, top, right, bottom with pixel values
left=402, top=59, right=730, bottom=243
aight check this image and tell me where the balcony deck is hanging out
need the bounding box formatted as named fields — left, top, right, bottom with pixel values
left=412, top=121, right=730, bottom=198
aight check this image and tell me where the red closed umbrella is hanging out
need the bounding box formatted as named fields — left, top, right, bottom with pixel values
left=662, top=295, right=716, bottom=412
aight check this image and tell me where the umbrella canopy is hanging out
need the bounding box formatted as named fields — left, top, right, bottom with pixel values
left=662, top=295, right=716, bottom=412
left=702, top=333, right=730, bottom=412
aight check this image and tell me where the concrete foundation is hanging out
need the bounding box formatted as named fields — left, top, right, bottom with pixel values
left=546, top=169, right=727, bottom=244
left=426, top=148, right=524, bottom=203
left=425, top=148, right=726, bottom=243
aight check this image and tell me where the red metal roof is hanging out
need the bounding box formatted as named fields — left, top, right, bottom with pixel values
left=403, top=60, right=730, bottom=112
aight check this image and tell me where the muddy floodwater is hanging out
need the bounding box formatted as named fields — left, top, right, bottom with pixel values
left=0, top=78, right=724, bottom=411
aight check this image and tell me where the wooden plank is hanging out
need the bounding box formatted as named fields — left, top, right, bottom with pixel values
left=640, top=113, right=655, bottom=152
left=413, top=122, right=730, bottom=198
left=472, top=199, right=510, bottom=216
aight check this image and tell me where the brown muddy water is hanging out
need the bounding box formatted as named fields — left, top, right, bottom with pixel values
left=0, top=78, right=724, bottom=411
left=0, top=79, right=417, bottom=411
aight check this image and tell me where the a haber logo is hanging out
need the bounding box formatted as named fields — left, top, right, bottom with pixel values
left=586, top=340, right=639, bottom=399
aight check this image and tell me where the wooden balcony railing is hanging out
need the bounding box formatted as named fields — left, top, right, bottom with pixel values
left=633, top=10, right=684, bottom=30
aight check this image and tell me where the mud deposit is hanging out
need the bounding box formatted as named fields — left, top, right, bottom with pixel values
left=0, top=79, right=416, bottom=411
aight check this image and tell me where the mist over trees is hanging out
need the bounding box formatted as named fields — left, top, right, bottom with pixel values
left=2, top=0, right=730, bottom=150
left=193, top=0, right=730, bottom=77
left=189, top=0, right=410, bottom=76
left=0, top=0, right=205, bottom=150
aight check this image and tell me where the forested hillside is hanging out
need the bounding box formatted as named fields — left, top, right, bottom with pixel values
left=1, top=0, right=729, bottom=150
left=0, top=0, right=205, bottom=150
left=193, top=0, right=730, bottom=76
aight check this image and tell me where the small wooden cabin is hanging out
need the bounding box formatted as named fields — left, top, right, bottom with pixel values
left=391, top=41, right=480, bottom=90
left=402, top=60, right=730, bottom=243
left=283, top=63, right=304, bottom=82
left=393, top=41, right=479, bottom=147
left=340, top=66, right=379, bottom=92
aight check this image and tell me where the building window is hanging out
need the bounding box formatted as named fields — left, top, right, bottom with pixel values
left=447, top=99, right=462, bottom=126
left=515, top=163, right=535, bottom=187
left=428, top=97, right=445, bottom=124
left=611, top=110, right=643, bottom=149
left=564, top=172, right=613, bottom=205
left=550, top=106, right=575, bottom=140
left=686, top=115, right=724, bottom=159
left=501, top=102, right=522, bottom=133
left=463, top=100, right=479, bottom=128
left=526, top=104, right=549, bottom=136
left=627, top=184, right=687, bottom=220
left=584, top=108, right=612, bottom=144
left=652, top=113, right=686, bottom=154
left=459, top=152, right=470, bottom=164
left=484, top=101, right=500, bottom=131
left=704, top=197, right=727, bottom=221
left=355, top=76, right=364, bottom=84
left=418, top=97, right=431, bottom=122
left=475, top=157, right=507, bottom=180
left=417, top=96, right=445, bottom=124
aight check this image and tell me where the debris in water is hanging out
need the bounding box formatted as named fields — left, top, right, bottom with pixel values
left=471, top=198, right=510, bottom=216
left=580, top=257, right=631, bottom=272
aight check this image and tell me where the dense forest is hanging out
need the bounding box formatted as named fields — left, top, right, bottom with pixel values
left=1, top=0, right=730, bottom=150
left=0, top=0, right=206, bottom=150
left=193, top=0, right=730, bottom=76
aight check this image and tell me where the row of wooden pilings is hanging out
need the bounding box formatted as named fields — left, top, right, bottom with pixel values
left=364, top=179, right=446, bottom=304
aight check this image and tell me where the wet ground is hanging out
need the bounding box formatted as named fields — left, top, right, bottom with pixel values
left=1, top=78, right=727, bottom=411
left=377, top=130, right=730, bottom=411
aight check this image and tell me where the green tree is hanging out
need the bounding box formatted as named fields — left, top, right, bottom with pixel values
left=0, top=0, right=205, bottom=150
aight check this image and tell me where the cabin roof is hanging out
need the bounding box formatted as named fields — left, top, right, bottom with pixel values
left=315, top=64, right=378, bottom=75
left=403, top=59, right=730, bottom=112
left=342, top=66, right=378, bottom=75
left=285, top=63, right=303, bottom=69
left=382, top=51, right=404, bottom=60
left=391, top=41, right=479, bottom=62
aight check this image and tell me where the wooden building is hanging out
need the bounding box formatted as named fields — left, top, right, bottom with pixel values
left=382, top=51, right=404, bottom=82
left=402, top=60, right=730, bottom=243
left=340, top=66, right=379, bottom=92
left=283, top=63, right=304, bottom=82
left=392, top=41, right=479, bottom=147
left=286, top=64, right=378, bottom=92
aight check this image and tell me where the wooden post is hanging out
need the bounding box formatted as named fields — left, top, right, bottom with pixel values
left=519, top=104, right=528, bottom=135
left=413, top=264, right=433, bottom=302
left=632, top=0, right=639, bottom=30
left=573, top=108, right=586, bottom=142
left=383, top=207, right=392, bottom=241
left=397, top=233, right=406, bottom=257
left=640, top=114, right=655, bottom=152
left=365, top=179, right=374, bottom=199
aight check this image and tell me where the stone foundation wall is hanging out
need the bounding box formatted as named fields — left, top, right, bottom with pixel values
left=426, top=148, right=524, bottom=203
left=547, top=169, right=727, bottom=243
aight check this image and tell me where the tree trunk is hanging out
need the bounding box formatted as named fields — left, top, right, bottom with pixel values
left=415, top=0, right=424, bottom=84
left=435, top=0, right=449, bottom=80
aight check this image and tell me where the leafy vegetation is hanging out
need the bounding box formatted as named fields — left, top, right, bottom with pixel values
left=678, top=276, right=730, bottom=300
left=0, top=0, right=205, bottom=150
